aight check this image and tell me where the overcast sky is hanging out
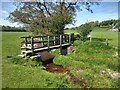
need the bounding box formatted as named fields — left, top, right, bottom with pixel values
left=0, top=1, right=119, bottom=28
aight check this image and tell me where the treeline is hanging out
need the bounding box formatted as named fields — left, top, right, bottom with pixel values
left=66, top=19, right=119, bottom=30
left=0, top=25, right=27, bottom=32
left=99, top=19, right=118, bottom=27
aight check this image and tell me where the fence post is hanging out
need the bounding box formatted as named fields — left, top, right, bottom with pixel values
left=31, top=37, right=34, bottom=55
left=106, top=38, right=109, bottom=46
left=90, top=37, right=92, bottom=42
left=48, top=35, right=50, bottom=52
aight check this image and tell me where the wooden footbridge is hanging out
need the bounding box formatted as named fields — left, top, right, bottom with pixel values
left=20, top=33, right=74, bottom=57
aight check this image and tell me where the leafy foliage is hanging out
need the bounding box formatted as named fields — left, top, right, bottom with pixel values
left=78, top=23, right=93, bottom=41
left=9, top=1, right=99, bottom=35
left=99, top=19, right=119, bottom=27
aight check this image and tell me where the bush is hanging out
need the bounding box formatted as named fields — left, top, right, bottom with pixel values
left=78, top=23, right=93, bottom=42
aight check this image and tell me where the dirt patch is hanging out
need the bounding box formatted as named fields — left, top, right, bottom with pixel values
left=66, top=71, right=89, bottom=88
left=43, top=63, right=90, bottom=88
left=43, top=63, right=69, bottom=73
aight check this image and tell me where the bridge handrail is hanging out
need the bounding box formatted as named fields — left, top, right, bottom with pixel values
left=21, top=34, right=69, bottom=38
left=21, top=33, right=74, bottom=54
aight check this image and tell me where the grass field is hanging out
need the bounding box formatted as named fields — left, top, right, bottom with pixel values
left=65, top=29, right=78, bottom=34
left=65, top=27, right=119, bottom=47
left=91, top=27, right=118, bottom=48
left=2, top=30, right=119, bottom=88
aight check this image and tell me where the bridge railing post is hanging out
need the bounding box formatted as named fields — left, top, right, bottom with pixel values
left=69, top=33, right=74, bottom=44
left=54, top=36, right=56, bottom=45
left=69, top=34, right=71, bottom=44
left=48, top=36, right=50, bottom=52
left=31, top=37, right=34, bottom=55
left=25, top=37, right=27, bottom=46
left=64, top=35, right=67, bottom=43
left=71, top=33, right=74, bottom=44
left=60, top=35, right=62, bottom=47
left=24, top=37, right=27, bottom=50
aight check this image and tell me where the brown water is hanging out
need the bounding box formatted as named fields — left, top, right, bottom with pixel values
left=43, top=63, right=90, bottom=88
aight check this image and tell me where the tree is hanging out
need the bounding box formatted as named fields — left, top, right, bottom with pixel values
left=99, top=19, right=118, bottom=27
left=78, top=23, right=93, bottom=42
left=9, top=1, right=99, bottom=35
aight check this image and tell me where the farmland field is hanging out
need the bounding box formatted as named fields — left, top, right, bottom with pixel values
left=1, top=29, right=119, bottom=88
left=65, top=27, right=119, bottom=47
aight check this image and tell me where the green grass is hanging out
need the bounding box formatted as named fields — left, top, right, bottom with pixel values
left=91, top=28, right=118, bottom=47
left=65, top=27, right=119, bottom=47
left=2, top=32, right=75, bottom=88
left=53, top=41, right=119, bottom=88
left=2, top=31, right=119, bottom=88
left=64, top=29, right=78, bottom=34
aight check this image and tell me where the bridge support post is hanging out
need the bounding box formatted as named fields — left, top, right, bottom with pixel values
left=48, top=36, right=50, bottom=52
left=60, top=46, right=68, bottom=55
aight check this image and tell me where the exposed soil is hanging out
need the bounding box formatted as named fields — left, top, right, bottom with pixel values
left=43, top=63, right=69, bottom=73
left=43, top=63, right=89, bottom=88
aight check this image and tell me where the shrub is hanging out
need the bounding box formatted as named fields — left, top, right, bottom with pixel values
left=78, top=23, right=93, bottom=42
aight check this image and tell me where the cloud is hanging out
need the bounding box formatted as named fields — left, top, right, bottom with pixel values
left=0, top=10, right=9, bottom=14
left=0, top=18, right=23, bottom=27
left=0, top=9, right=10, bottom=19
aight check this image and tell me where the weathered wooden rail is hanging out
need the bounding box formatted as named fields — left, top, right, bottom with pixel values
left=20, top=33, right=74, bottom=56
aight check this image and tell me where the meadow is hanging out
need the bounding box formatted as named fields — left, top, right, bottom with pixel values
left=65, top=27, right=119, bottom=47
left=2, top=28, right=119, bottom=88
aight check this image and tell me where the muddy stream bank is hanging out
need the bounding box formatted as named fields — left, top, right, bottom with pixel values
left=43, top=63, right=89, bottom=88
left=37, top=51, right=90, bottom=88
left=39, top=52, right=89, bottom=88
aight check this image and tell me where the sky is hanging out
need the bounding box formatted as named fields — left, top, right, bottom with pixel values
left=0, top=1, right=119, bottom=28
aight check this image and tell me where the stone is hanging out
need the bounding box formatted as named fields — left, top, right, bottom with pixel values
left=76, top=69, right=84, bottom=74
left=67, top=46, right=76, bottom=54
left=100, top=70, right=106, bottom=74
left=38, top=51, right=54, bottom=64
left=100, top=69, right=120, bottom=80
left=112, top=52, right=118, bottom=57
left=111, top=73, right=120, bottom=79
